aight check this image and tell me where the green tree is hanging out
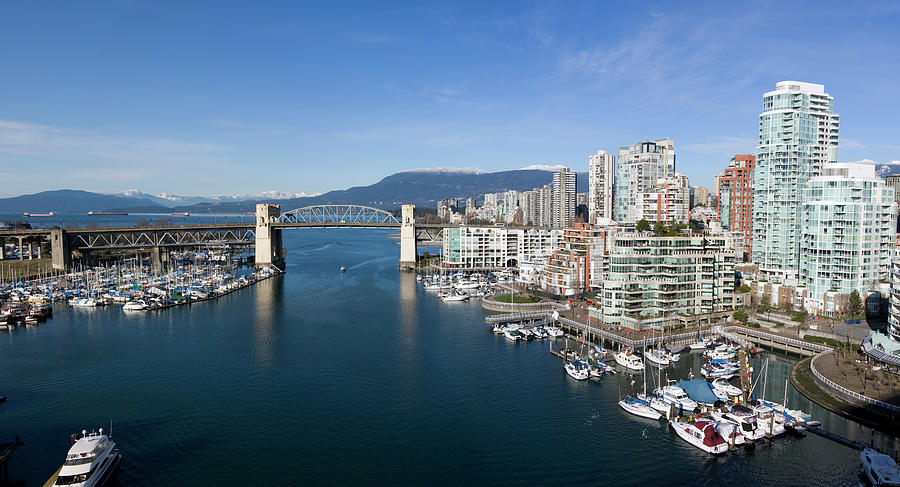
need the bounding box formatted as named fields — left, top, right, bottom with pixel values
left=733, top=309, right=749, bottom=324
left=849, top=290, right=862, bottom=316
left=738, top=284, right=751, bottom=293
left=653, top=221, right=667, bottom=235
left=636, top=219, right=651, bottom=232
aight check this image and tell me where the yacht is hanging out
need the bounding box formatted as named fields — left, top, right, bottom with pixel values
left=564, top=360, right=590, bottom=380
left=74, top=298, right=98, bottom=308
left=652, top=384, right=699, bottom=413
left=711, top=378, right=743, bottom=398
left=545, top=326, right=564, bottom=338
left=618, top=395, right=662, bottom=420
left=51, top=429, right=120, bottom=487
left=644, top=348, right=670, bottom=367
left=710, top=405, right=764, bottom=441
left=122, top=300, right=147, bottom=311
left=440, top=291, right=469, bottom=302
left=715, top=421, right=745, bottom=446
left=688, top=338, right=711, bottom=350
left=614, top=350, right=645, bottom=371
left=751, top=403, right=786, bottom=437
left=861, top=447, right=900, bottom=486
left=700, top=361, right=739, bottom=379
left=669, top=419, right=729, bottom=455
left=503, top=329, right=523, bottom=342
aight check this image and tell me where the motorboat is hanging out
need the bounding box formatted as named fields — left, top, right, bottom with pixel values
left=503, top=329, right=522, bottom=342
left=711, top=378, right=743, bottom=398
left=688, top=338, right=711, bottom=350
left=861, top=447, right=900, bottom=486
left=73, top=298, right=98, bottom=308
left=564, top=360, right=590, bottom=380
left=51, top=428, right=120, bottom=487
left=340, top=266, right=347, bottom=273
left=614, top=350, right=645, bottom=371
left=618, top=395, right=662, bottom=420
left=705, top=345, right=738, bottom=360
left=644, top=348, right=670, bottom=367
left=700, top=361, right=739, bottom=379
left=440, top=291, right=469, bottom=302
left=710, top=405, right=764, bottom=441
left=669, top=419, right=729, bottom=455
left=532, top=327, right=549, bottom=340
left=652, top=384, right=699, bottom=413
left=751, top=403, right=786, bottom=437
left=545, top=326, right=564, bottom=338
left=122, top=300, right=147, bottom=311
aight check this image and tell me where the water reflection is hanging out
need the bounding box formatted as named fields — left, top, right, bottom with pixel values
left=252, top=275, right=283, bottom=369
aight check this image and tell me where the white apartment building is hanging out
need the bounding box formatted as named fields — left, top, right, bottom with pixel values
left=799, top=162, right=897, bottom=312
left=442, top=226, right=562, bottom=269
left=637, top=173, right=690, bottom=224
left=615, top=139, right=676, bottom=223
left=552, top=168, right=577, bottom=228
left=588, top=149, right=616, bottom=224
left=752, top=81, right=840, bottom=278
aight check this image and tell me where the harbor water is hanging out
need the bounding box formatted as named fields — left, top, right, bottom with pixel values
left=0, top=227, right=873, bottom=486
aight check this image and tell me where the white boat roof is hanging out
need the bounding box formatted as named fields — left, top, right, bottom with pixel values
left=68, top=434, right=106, bottom=457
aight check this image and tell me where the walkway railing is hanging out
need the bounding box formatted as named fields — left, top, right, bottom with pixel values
left=810, top=350, right=900, bottom=414
left=724, top=326, right=832, bottom=353
left=484, top=311, right=551, bottom=324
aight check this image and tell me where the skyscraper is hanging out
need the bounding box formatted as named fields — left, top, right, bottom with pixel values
left=752, top=81, right=840, bottom=277
left=615, top=139, right=676, bottom=223
left=551, top=168, right=576, bottom=228
left=718, top=154, right=755, bottom=257
left=588, top=149, right=615, bottom=223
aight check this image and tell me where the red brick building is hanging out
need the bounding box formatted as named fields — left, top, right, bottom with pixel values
left=718, top=154, right=755, bottom=258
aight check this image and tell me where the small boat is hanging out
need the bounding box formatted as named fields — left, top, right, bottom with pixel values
left=122, top=300, right=147, bottom=311
left=340, top=267, right=347, bottom=273
left=440, top=291, right=469, bottom=302
left=715, top=421, right=745, bottom=446
left=73, top=298, right=98, bottom=308
left=644, top=348, right=670, bottom=367
left=653, top=384, right=699, bottom=413
left=669, top=419, right=729, bottom=455
left=861, top=447, right=900, bottom=486
left=545, top=326, right=564, bottom=338
left=503, top=329, right=522, bottom=342
left=711, top=378, right=743, bottom=398
left=700, top=361, right=740, bottom=379
left=619, top=395, right=662, bottom=420
left=614, top=350, right=645, bottom=371
left=564, top=360, right=590, bottom=380
left=710, top=405, right=765, bottom=441
left=50, top=428, right=120, bottom=487
left=688, top=339, right=710, bottom=350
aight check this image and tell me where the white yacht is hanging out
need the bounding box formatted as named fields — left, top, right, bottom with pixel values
left=652, top=384, right=699, bottom=413
left=711, top=378, right=743, bottom=398
left=440, top=291, right=469, bottom=302
left=861, top=447, right=900, bottom=486
left=644, top=348, right=670, bottom=367
left=122, top=300, right=147, bottom=311
left=73, top=298, right=98, bottom=308
left=503, top=329, right=522, bottom=342
left=618, top=395, right=662, bottom=420
left=710, top=405, right=765, bottom=441
left=688, top=338, right=711, bottom=350
left=669, top=419, right=729, bottom=455
left=564, top=360, right=589, bottom=380
left=614, top=350, right=645, bottom=371
left=545, top=326, right=564, bottom=338
left=52, top=429, right=120, bottom=487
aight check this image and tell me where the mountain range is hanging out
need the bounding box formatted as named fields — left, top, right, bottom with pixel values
left=0, top=168, right=587, bottom=215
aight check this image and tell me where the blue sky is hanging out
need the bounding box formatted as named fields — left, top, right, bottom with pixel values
left=1, top=1, right=899, bottom=197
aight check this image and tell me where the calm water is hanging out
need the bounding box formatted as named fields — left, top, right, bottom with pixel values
left=0, top=228, right=872, bottom=486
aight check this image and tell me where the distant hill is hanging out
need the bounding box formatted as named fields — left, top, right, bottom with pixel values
left=0, top=190, right=168, bottom=214
left=170, top=169, right=589, bottom=213
left=876, top=163, right=900, bottom=178
left=0, top=169, right=589, bottom=215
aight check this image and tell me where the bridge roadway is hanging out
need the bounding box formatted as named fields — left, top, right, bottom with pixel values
left=0, top=204, right=450, bottom=271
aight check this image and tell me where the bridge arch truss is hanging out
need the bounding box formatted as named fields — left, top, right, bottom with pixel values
left=278, top=205, right=400, bottom=225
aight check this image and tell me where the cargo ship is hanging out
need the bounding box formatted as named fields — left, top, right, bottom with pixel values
left=23, top=211, right=54, bottom=217
left=87, top=211, right=128, bottom=216
left=171, top=212, right=190, bottom=217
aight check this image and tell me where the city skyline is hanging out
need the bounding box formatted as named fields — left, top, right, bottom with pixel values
left=1, top=2, right=899, bottom=198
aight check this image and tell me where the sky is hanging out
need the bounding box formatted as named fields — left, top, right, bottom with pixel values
left=1, top=1, right=899, bottom=197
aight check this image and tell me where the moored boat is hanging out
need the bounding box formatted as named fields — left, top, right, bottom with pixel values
left=564, top=360, right=590, bottom=380
left=50, top=428, right=120, bottom=487
left=669, top=419, right=729, bottom=455
left=619, top=395, right=662, bottom=420
left=861, top=447, right=900, bottom=486
left=614, top=350, right=645, bottom=371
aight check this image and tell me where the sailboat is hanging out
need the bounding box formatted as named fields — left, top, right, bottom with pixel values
left=618, top=355, right=662, bottom=420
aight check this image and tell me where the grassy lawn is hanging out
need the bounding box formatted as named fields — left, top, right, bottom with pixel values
left=492, top=293, right=541, bottom=304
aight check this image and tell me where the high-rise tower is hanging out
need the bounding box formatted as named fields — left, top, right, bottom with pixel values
left=588, top=150, right=616, bottom=223
left=751, top=81, right=839, bottom=278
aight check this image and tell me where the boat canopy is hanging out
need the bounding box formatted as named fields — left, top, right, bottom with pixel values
left=676, top=379, right=720, bottom=405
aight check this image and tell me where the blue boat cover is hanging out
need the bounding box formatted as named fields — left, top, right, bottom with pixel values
left=676, top=379, right=720, bottom=405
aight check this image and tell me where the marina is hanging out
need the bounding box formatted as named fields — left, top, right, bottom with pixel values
left=0, top=229, right=892, bottom=486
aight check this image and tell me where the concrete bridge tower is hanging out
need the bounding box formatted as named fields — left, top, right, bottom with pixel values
left=255, top=203, right=284, bottom=270
left=398, top=204, right=417, bottom=271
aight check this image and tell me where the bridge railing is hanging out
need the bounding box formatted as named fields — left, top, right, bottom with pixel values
left=279, top=205, right=400, bottom=225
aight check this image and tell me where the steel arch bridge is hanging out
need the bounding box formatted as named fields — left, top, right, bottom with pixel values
left=278, top=205, right=400, bottom=225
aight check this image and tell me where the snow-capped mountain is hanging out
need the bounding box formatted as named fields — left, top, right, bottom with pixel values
left=115, top=190, right=320, bottom=207
left=401, top=167, right=484, bottom=175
